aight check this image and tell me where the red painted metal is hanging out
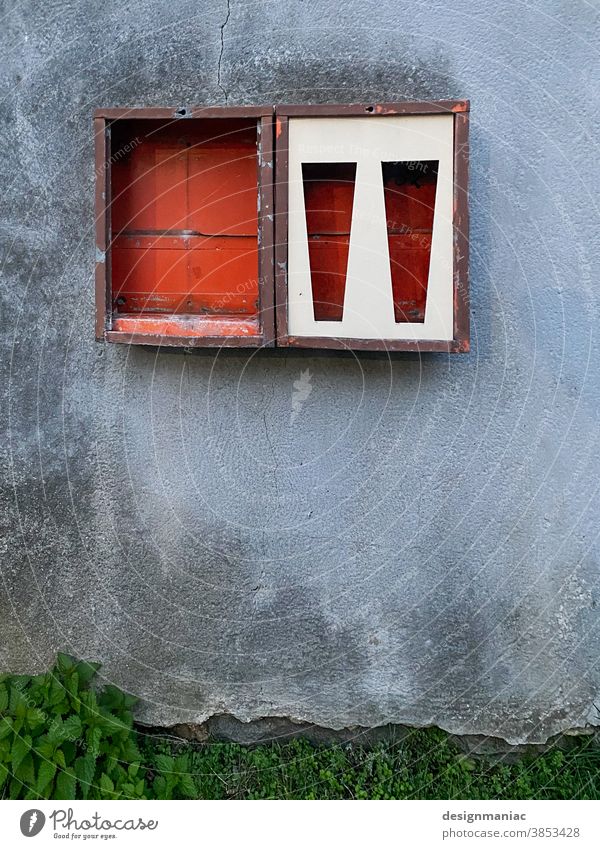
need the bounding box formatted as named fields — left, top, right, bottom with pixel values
left=302, top=162, right=356, bottom=321
left=111, top=314, right=259, bottom=337
left=110, top=118, right=259, bottom=320
left=111, top=235, right=258, bottom=315
left=95, top=109, right=275, bottom=347
left=382, top=160, right=437, bottom=323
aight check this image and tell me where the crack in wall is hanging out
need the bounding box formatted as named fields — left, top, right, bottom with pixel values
left=217, top=0, right=231, bottom=104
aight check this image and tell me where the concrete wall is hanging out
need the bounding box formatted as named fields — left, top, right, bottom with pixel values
left=1, top=0, right=599, bottom=745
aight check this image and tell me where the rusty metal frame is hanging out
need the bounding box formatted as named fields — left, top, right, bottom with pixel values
left=94, top=106, right=275, bottom=348
left=274, top=100, right=470, bottom=353
left=94, top=116, right=110, bottom=341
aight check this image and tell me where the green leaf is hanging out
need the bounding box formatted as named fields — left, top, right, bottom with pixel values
left=0, top=762, right=8, bottom=790
left=16, top=752, right=36, bottom=786
left=86, top=726, right=102, bottom=757
left=26, top=708, right=46, bottom=732
left=178, top=772, right=197, bottom=798
left=64, top=672, right=79, bottom=700
left=62, top=715, right=82, bottom=741
left=80, top=690, right=99, bottom=724
left=153, top=775, right=168, bottom=800
left=122, top=693, right=138, bottom=709
left=9, top=686, right=27, bottom=718
left=75, top=660, right=101, bottom=688
left=37, top=759, right=57, bottom=794
left=119, top=737, right=141, bottom=764
left=0, top=685, right=8, bottom=713
left=61, top=741, right=76, bottom=766
left=48, top=679, right=66, bottom=707
left=9, top=775, right=23, bottom=799
left=34, top=737, right=56, bottom=760
left=98, top=685, right=124, bottom=711
left=174, top=753, right=190, bottom=771
left=81, top=689, right=98, bottom=710
left=0, top=717, right=13, bottom=740
left=12, top=734, right=32, bottom=773
left=48, top=719, right=67, bottom=745
left=74, top=753, right=96, bottom=799
left=24, top=787, right=40, bottom=801
left=56, top=653, right=76, bottom=675
left=154, top=754, right=175, bottom=774
left=98, top=710, right=129, bottom=735
left=55, top=768, right=77, bottom=800
left=104, top=754, right=120, bottom=777
left=99, top=772, right=114, bottom=796
left=54, top=749, right=67, bottom=769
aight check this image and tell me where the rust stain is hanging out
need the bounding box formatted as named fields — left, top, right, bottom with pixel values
left=275, top=118, right=282, bottom=138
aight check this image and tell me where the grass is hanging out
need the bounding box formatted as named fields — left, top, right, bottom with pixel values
left=141, top=729, right=600, bottom=800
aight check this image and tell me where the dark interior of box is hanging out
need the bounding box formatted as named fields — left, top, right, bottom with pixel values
left=109, top=118, right=260, bottom=330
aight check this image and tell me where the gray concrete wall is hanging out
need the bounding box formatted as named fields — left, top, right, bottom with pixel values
left=1, top=0, right=599, bottom=745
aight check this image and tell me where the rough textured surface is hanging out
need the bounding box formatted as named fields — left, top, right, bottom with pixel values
left=1, top=0, right=599, bottom=746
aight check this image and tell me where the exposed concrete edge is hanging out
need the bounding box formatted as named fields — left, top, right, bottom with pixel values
left=4, top=659, right=597, bottom=750
left=135, top=712, right=600, bottom=756
left=132, top=692, right=600, bottom=748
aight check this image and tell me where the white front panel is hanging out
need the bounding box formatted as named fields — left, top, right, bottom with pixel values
left=287, top=114, right=454, bottom=340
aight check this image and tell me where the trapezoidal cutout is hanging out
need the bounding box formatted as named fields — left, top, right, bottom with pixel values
left=381, top=160, right=438, bottom=323
left=110, top=118, right=260, bottom=333
left=302, top=162, right=357, bottom=321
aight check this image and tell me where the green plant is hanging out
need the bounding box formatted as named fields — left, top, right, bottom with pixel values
left=149, top=752, right=198, bottom=799
left=2, top=654, right=600, bottom=801
left=0, top=653, right=146, bottom=800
